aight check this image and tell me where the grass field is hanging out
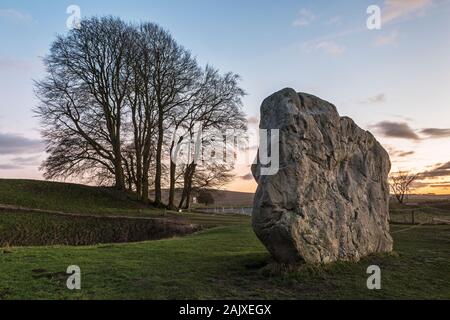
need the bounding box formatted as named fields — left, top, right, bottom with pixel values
left=0, top=179, right=449, bottom=300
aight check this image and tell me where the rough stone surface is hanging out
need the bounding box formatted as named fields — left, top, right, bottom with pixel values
left=252, top=88, right=393, bottom=264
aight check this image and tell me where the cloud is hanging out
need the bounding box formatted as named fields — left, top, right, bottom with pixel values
left=411, top=180, right=430, bottom=189
left=361, top=94, right=387, bottom=104
left=429, top=183, right=450, bottom=188
left=299, top=0, right=434, bottom=57
left=420, top=128, right=450, bottom=138
left=293, top=9, right=316, bottom=27
left=0, top=164, right=20, bottom=170
left=0, top=132, right=43, bottom=155
left=10, top=155, right=41, bottom=166
left=0, top=155, right=41, bottom=171
left=370, top=121, right=420, bottom=140
left=406, top=161, right=450, bottom=190
left=0, top=57, right=34, bottom=72
left=314, top=41, right=346, bottom=55
left=0, top=9, right=32, bottom=22
left=372, top=122, right=450, bottom=141
left=386, top=146, right=415, bottom=158
left=240, top=173, right=254, bottom=181
left=382, top=0, right=433, bottom=24
left=375, top=30, right=400, bottom=47
left=327, top=16, right=342, bottom=26
left=390, top=149, right=415, bottom=158
left=396, top=151, right=415, bottom=157
left=419, top=161, right=450, bottom=179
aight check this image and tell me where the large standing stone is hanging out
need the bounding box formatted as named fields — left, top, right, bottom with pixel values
left=252, top=88, right=393, bottom=264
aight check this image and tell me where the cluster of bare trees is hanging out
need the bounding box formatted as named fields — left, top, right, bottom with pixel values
left=35, top=17, right=246, bottom=209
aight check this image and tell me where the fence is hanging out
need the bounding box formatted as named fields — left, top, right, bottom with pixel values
left=194, top=205, right=450, bottom=225
left=389, top=206, right=450, bottom=225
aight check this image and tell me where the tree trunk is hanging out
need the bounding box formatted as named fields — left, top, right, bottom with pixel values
left=114, top=164, right=125, bottom=190
left=113, top=148, right=125, bottom=191
left=168, top=157, right=177, bottom=209
left=178, top=186, right=187, bottom=210
left=141, top=171, right=149, bottom=203
left=141, top=121, right=153, bottom=203
left=178, top=165, right=190, bottom=209
left=179, top=162, right=196, bottom=209
left=154, top=113, right=164, bottom=206
left=135, top=155, right=142, bottom=198
left=168, top=136, right=184, bottom=210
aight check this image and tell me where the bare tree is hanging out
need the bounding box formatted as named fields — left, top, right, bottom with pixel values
left=390, top=170, right=419, bottom=204
left=36, top=17, right=247, bottom=206
left=35, top=17, right=134, bottom=190
left=174, top=70, right=246, bottom=210
left=137, top=23, right=201, bottom=207
left=166, top=66, right=242, bottom=209
left=123, top=26, right=159, bottom=202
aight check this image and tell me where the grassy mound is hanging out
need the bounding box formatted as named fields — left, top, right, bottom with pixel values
left=0, top=179, right=159, bottom=216
left=0, top=179, right=248, bottom=247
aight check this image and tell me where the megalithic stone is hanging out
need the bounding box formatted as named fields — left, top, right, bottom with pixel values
left=252, top=88, right=393, bottom=264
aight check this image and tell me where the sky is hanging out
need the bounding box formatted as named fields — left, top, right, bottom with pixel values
left=0, top=0, right=450, bottom=194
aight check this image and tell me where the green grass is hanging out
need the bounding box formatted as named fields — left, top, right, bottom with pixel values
left=0, top=179, right=159, bottom=216
left=0, top=179, right=449, bottom=300
left=1, top=224, right=449, bottom=300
